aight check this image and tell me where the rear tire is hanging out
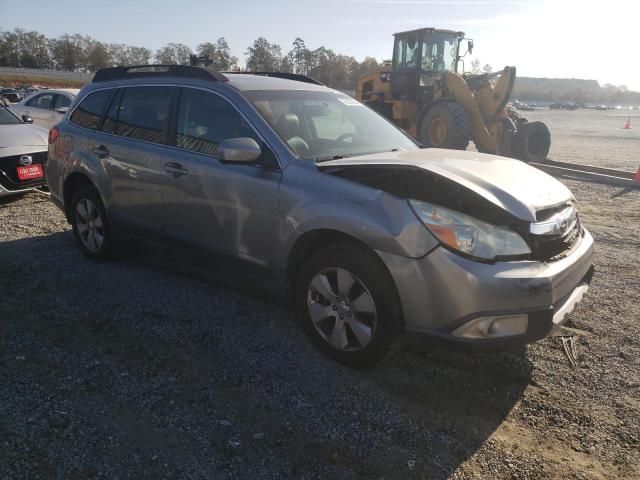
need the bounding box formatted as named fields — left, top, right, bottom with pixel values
left=513, top=121, right=551, bottom=162
left=70, top=185, right=112, bottom=262
left=295, top=243, right=404, bottom=368
left=418, top=102, right=472, bottom=150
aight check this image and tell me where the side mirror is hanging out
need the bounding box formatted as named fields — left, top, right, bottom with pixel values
left=218, top=137, right=262, bottom=163
left=22, top=115, right=33, bottom=124
left=55, top=107, right=69, bottom=115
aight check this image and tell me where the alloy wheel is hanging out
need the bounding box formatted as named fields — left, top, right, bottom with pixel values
left=75, top=198, right=104, bottom=253
left=307, top=267, right=378, bottom=351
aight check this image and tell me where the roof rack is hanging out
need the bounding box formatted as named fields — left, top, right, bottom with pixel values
left=224, top=71, right=324, bottom=86
left=93, top=65, right=228, bottom=83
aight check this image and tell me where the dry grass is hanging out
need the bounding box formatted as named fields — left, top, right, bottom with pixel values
left=0, top=74, right=88, bottom=89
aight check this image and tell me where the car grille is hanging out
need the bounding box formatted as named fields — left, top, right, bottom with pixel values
left=529, top=203, right=582, bottom=261
left=0, top=151, right=47, bottom=190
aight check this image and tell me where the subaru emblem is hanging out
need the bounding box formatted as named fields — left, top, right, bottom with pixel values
left=19, top=155, right=33, bottom=166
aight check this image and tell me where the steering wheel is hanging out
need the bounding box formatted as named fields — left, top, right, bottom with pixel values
left=336, top=132, right=356, bottom=143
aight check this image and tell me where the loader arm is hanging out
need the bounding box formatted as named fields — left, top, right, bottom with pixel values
left=441, top=67, right=517, bottom=154
left=470, top=66, right=517, bottom=123
left=441, top=71, right=496, bottom=153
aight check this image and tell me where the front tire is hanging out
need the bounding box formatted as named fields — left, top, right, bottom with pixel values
left=418, top=101, right=472, bottom=150
left=296, top=243, right=404, bottom=368
left=70, top=185, right=112, bottom=261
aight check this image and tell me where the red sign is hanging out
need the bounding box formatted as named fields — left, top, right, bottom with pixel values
left=16, top=164, right=44, bottom=181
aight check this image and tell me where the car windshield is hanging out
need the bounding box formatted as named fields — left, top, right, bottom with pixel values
left=0, top=106, right=21, bottom=125
left=245, top=90, right=418, bottom=161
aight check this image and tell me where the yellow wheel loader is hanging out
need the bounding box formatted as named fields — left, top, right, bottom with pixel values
left=356, top=28, right=550, bottom=161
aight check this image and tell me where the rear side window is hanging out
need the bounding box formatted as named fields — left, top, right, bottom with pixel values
left=70, top=89, right=112, bottom=130
left=110, top=87, right=173, bottom=144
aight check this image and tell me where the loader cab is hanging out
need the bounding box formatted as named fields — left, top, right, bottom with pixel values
left=391, top=28, right=464, bottom=101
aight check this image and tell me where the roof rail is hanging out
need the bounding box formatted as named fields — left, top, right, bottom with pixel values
left=224, top=71, right=324, bottom=86
left=93, top=65, right=228, bottom=83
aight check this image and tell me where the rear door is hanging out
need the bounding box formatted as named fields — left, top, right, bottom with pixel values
left=96, top=85, right=177, bottom=233
left=161, top=87, right=282, bottom=265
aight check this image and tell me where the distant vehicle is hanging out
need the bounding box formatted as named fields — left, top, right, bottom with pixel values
left=46, top=65, right=594, bottom=367
left=549, top=102, right=579, bottom=110
left=10, top=88, right=80, bottom=129
left=0, top=105, right=48, bottom=197
left=512, top=99, right=535, bottom=111
left=0, top=88, right=22, bottom=104
left=584, top=105, right=609, bottom=111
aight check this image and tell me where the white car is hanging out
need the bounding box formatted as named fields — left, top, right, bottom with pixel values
left=10, top=88, right=80, bottom=129
left=0, top=106, right=48, bottom=197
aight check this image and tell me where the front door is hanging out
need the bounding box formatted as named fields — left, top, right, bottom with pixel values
left=162, top=87, right=282, bottom=266
left=24, top=92, right=56, bottom=128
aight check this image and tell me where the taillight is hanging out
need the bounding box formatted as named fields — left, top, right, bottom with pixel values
left=48, top=126, right=59, bottom=144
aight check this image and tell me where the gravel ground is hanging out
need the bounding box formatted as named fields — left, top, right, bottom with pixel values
left=1, top=179, right=639, bottom=480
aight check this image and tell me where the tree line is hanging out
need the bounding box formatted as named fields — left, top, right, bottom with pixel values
left=0, top=28, right=381, bottom=91
left=2, top=27, right=637, bottom=101
left=512, top=77, right=640, bottom=105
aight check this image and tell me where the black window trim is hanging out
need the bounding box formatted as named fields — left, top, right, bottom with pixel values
left=171, top=85, right=282, bottom=171
left=97, top=87, right=121, bottom=132
left=68, top=83, right=283, bottom=172
left=104, top=84, right=176, bottom=146
left=69, top=87, right=117, bottom=132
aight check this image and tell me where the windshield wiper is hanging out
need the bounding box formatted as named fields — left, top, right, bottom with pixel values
left=314, top=154, right=349, bottom=163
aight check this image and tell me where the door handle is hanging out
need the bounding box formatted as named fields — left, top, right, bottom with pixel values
left=164, top=162, right=188, bottom=177
left=93, top=144, right=110, bottom=157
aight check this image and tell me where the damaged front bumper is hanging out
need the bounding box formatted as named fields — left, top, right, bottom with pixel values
left=377, top=228, right=595, bottom=352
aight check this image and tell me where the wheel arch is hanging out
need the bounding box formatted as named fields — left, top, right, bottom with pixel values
left=285, top=229, right=402, bottom=314
left=62, top=172, right=97, bottom=223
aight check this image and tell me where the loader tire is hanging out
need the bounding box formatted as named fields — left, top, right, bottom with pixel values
left=418, top=102, right=472, bottom=150
left=513, top=121, right=551, bottom=162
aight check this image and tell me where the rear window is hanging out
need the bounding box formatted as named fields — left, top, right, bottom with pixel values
left=70, top=89, right=113, bottom=131
left=108, top=86, right=173, bottom=144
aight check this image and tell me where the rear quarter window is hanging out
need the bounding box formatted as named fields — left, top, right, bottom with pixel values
left=70, top=89, right=113, bottom=131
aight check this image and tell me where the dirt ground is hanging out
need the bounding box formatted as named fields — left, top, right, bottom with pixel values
left=525, top=108, right=640, bottom=172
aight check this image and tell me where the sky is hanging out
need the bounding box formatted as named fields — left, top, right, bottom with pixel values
left=1, top=0, right=638, bottom=90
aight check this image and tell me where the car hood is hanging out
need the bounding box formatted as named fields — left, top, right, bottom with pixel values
left=0, top=124, right=48, bottom=149
left=318, top=149, right=573, bottom=222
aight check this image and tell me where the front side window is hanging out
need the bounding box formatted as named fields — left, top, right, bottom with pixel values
left=110, top=87, right=173, bottom=144
left=176, top=88, right=258, bottom=156
left=28, top=93, right=54, bottom=109
left=25, top=94, right=41, bottom=107
left=405, top=35, right=419, bottom=68
left=247, top=90, right=418, bottom=160
left=70, top=89, right=112, bottom=130
left=421, top=34, right=458, bottom=72
left=393, top=38, right=405, bottom=68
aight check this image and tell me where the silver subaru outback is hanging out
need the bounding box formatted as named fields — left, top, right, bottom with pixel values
left=46, top=66, right=594, bottom=367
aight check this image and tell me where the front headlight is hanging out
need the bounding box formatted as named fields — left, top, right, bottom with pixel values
left=409, top=200, right=531, bottom=260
